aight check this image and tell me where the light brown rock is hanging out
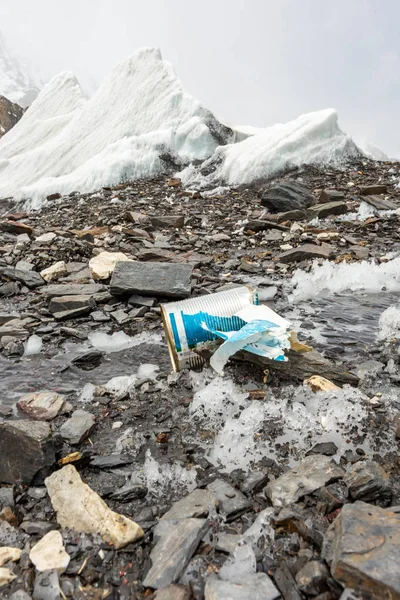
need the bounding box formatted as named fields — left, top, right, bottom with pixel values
left=89, top=251, right=132, bottom=281
left=45, top=465, right=143, bottom=549
left=0, top=547, right=22, bottom=567
left=29, top=530, right=70, bottom=573
left=0, top=567, right=16, bottom=587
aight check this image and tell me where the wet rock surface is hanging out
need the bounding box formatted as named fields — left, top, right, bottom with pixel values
left=0, top=160, right=400, bottom=598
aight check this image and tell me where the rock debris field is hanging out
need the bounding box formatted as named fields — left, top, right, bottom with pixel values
left=0, top=158, right=400, bottom=599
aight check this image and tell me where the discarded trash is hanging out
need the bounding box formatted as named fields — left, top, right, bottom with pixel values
left=161, top=286, right=291, bottom=373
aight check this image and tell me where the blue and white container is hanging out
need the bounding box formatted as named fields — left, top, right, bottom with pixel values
left=161, top=286, right=257, bottom=371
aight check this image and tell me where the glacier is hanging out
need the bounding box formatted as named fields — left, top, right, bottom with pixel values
left=0, top=46, right=363, bottom=207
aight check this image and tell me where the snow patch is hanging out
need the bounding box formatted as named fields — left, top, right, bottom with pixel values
left=189, top=371, right=373, bottom=472
left=88, top=330, right=162, bottom=353
left=289, top=257, right=400, bottom=303
left=378, top=306, right=400, bottom=341
left=143, top=449, right=197, bottom=496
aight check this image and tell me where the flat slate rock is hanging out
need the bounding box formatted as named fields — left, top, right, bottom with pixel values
left=359, top=184, right=387, bottom=195
left=245, top=220, right=288, bottom=232
left=59, top=409, right=95, bottom=445
left=0, top=266, right=44, bottom=289
left=90, top=454, right=134, bottom=469
left=266, top=455, right=344, bottom=508
left=260, top=182, right=315, bottom=213
left=143, top=518, right=208, bottom=589
left=40, top=283, right=106, bottom=298
left=49, top=295, right=96, bottom=314
left=207, top=479, right=250, bottom=518
left=278, top=243, right=334, bottom=263
left=0, top=420, right=55, bottom=485
left=322, top=501, right=400, bottom=599
left=307, top=201, right=348, bottom=219
left=363, top=195, right=396, bottom=210
left=161, top=489, right=218, bottom=520
left=205, top=573, right=280, bottom=600
left=319, top=189, right=345, bottom=204
left=343, top=460, right=392, bottom=505
left=110, top=261, right=192, bottom=298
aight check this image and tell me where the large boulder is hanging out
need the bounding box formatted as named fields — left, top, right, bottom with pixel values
left=0, top=421, right=55, bottom=484
left=259, top=182, right=315, bottom=213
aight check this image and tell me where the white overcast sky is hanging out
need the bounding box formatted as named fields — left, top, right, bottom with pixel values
left=1, top=0, right=399, bottom=157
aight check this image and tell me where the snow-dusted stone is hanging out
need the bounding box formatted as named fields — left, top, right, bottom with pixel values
left=0, top=420, right=55, bottom=485
left=0, top=567, right=16, bottom=587
left=17, top=390, right=67, bottom=421
left=45, top=465, right=144, bottom=549
left=143, top=518, right=208, bottom=589
left=266, top=455, right=344, bottom=508
left=89, top=251, right=132, bottom=281
left=161, top=489, right=218, bottom=520
left=40, top=261, right=67, bottom=282
left=205, top=573, right=280, bottom=600
left=29, top=530, right=70, bottom=573
left=110, top=261, right=192, bottom=298
left=0, top=547, right=21, bottom=567
left=59, top=410, right=95, bottom=445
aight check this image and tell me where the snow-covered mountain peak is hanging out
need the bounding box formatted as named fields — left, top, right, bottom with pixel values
left=0, top=31, right=41, bottom=106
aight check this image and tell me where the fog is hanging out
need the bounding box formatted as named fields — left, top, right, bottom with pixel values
left=1, top=0, right=399, bottom=157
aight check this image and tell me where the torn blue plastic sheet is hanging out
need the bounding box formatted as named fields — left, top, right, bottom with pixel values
left=203, top=305, right=291, bottom=374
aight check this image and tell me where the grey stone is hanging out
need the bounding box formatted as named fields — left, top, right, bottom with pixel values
left=295, top=561, right=329, bottom=595
left=40, top=283, right=106, bottom=298
left=306, top=442, right=338, bottom=456
left=316, top=481, right=349, bottom=515
left=17, top=391, right=67, bottom=421
left=0, top=313, right=20, bottom=325
left=344, top=460, right=392, bottom=505
left=33, top=569, right=62, bottom=600
left=307, top=201, right=348, bottom=219
left=110, top=261, right=192, bottom=298
left=90, top=310, right=110, bottom=322
left=355, top=359, right=384, bottom=380
left=0, top=266, right=44, bottom=288
left=0, top=421, right=55, bottom=484
left=15, top=260, right=35, bottom=271
left=110, top=309, right=130, bottom=324
left=319, top=189, right=345, bottom=204
left=150, top=215, right=185, bottom=229
left=90, top=454, right=134, bottom=469
left=363, top=195, right=396, bottom=210
left=241, top=470, right=269, bottom=494
left=359, top=184, right=387, bottom=195
left=59, top=410, right=95, bottom=445
left=214, top=532, right=241, bottom=554
left=128, top=293, right=156, bottom=307
left=205, top=573, right=280, bottom=600
left=278, top=243, right=334, bottom=263
left=276, top=209, right=307, bottom=222
left=0, top=487, right=14, bottom=508
left=245, top=220, right=288, bottom=232
left=142, top=518, right=208, bottom=589
left=273, top=505, right=328, bottom=549
left=260, top=182, right=315, bottom=213
left=266, top=455, right=344, bottom=508
left=162, top=489, right=218, bottom=520
left=9, top=591, right=33, bottom=600
left=106, top=482, right=147, bottom=501
left=48, top=295, right=95, bottom=315
left=207, top=479, right=250, bottom=518
left=0, top=220, right=33, bottom=235
left=20, top=520, right=57, bottom=536
left=322, top=502, right=400, bottom=599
